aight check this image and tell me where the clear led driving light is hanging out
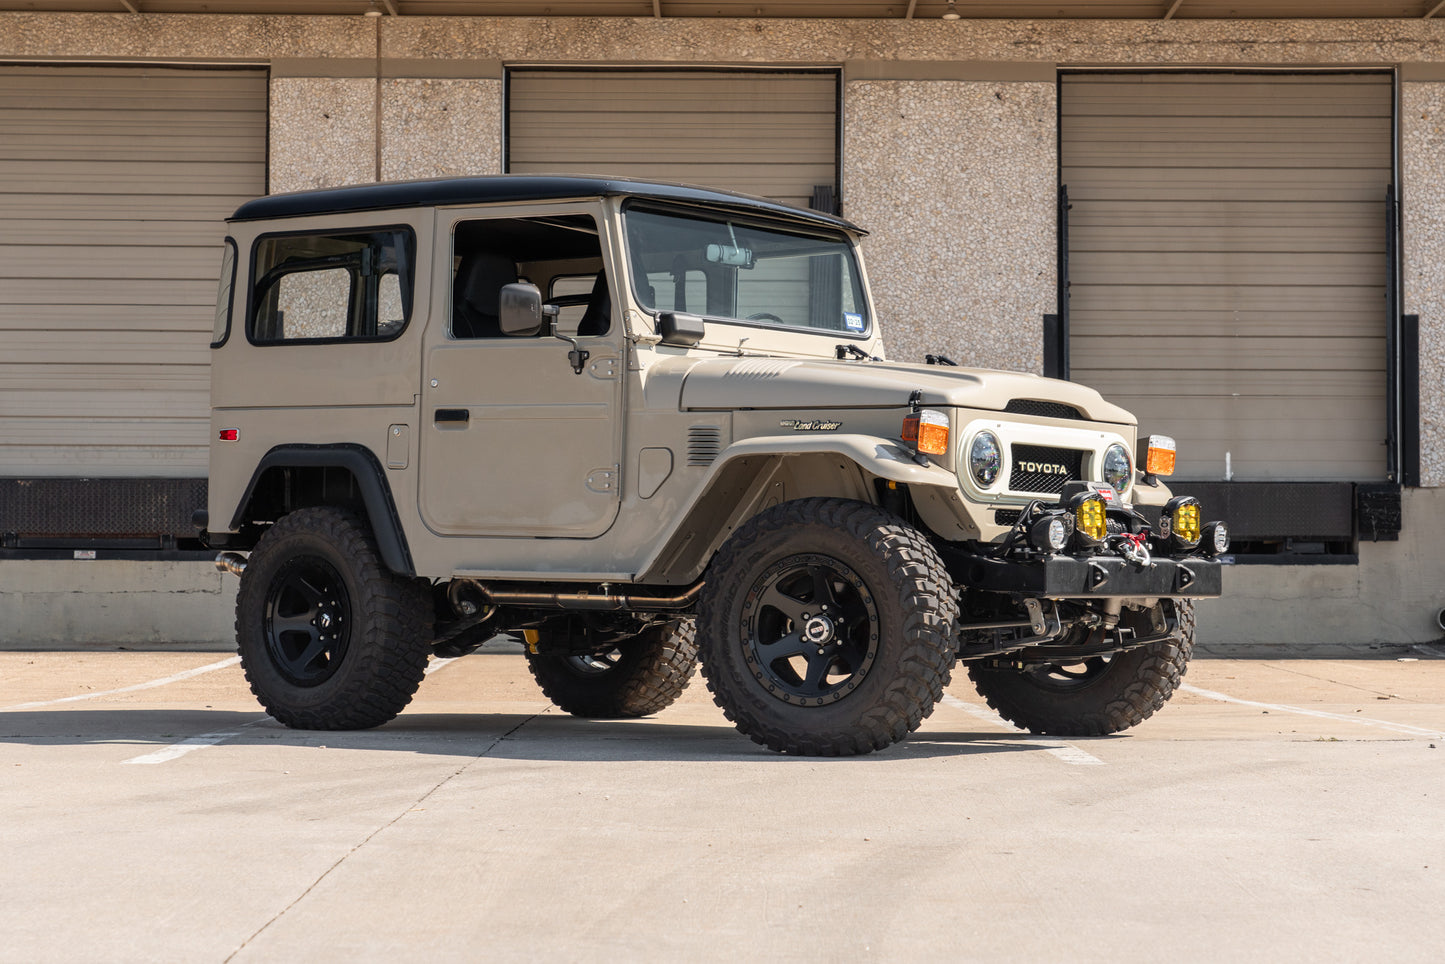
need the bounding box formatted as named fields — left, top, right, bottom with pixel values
left=1202, top=520, right=1230, bottom=557
left=1029, top=513, right=1070, bottom=552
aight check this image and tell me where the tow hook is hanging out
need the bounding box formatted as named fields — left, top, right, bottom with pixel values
left=1115, top=532, right=1152, bottom=568
left=214, top=552, right=248, bottom=578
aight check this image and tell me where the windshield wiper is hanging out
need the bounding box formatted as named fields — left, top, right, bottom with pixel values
left=836, top=344, right=879, bottom=361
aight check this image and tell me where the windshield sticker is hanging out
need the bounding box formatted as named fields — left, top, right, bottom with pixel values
left=843, top=312, right=865, bottom=332
left=780, top=418, right=842, bottom=432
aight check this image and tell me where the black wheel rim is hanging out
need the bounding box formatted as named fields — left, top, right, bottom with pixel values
left=739, top=552, right=880, bottom=707
left=263, top=555, right=352, bottom=687
left=1024, top=655, right=1114, bottom=691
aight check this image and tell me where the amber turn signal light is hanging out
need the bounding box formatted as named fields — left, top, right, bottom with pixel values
left=1144, top=435, right=1176, bottom=476
left=903, top=409, right=949, bottom=456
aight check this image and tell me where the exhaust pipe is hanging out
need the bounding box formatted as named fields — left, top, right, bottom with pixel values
left=215, top=552, right=248, bottom=578
left=469, top=579, right=704, bottom=612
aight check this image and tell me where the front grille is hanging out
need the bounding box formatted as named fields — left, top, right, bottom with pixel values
left=1004, top=399, right=1083, bottom=420
left=994, top=509, right=1022, bottom=527
left=1009, top=444, right=1084, bottom=495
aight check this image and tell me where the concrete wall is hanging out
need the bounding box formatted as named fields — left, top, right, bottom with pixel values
left=0, top=561, right=236, bottom=649
left=3, top=13, right=1445, bottom=649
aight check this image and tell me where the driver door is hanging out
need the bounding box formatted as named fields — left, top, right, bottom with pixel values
left=417, top=204, right=624, bottom=539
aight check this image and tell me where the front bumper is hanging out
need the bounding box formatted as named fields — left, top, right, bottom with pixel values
left=952, top=552, right=1223, bottom=599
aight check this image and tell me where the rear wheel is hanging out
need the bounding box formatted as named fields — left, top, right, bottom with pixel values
left=967, top=599, right=1196, bottom=736
left=526, top=619, right=698, bottom=719
left=697, top=498, right=957, bottom=756
left=236, top=507, right=432, bottom=730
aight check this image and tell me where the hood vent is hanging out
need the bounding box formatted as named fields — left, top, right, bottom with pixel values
left=1004, top=399, right=1083, bottom=420
left=687, top=425, right=723, bottom=466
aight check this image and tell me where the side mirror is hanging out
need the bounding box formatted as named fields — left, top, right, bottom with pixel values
left=657, top=311, right=705, bottom=348
left=499, top=282, right=544, bottom=336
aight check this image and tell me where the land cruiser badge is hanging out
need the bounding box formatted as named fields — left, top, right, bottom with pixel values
left=779, top=418, right=842, bottom=431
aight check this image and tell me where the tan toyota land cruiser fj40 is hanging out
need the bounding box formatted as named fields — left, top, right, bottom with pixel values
left=202, top=175, right=1227, bottom=756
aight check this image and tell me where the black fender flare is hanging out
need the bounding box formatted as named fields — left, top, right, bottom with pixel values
left=229, top=443, right=415, bottom=576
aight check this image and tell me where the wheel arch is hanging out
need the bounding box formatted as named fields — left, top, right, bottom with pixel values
left=636, top=434, right=970, bottom=584
left=228, top=443, right=415, bottom=576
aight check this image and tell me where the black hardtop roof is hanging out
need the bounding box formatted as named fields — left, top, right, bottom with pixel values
left=228, top=174, right=864, bottom=233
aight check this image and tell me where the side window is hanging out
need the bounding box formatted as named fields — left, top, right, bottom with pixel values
left=210, top=238, right=237, bottom=348
left=549, top=274, right=596, bottom=332
left=452, top=214, right=604, bottom=338
left=249, top=228, right=415, bottom=344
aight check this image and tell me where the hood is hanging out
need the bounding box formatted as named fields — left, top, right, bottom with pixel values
left=678, top=357, right=1136, bottom=425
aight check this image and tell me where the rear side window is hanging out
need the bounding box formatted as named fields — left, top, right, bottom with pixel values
left=248, top=228, right=415, bottom=344
left=211, top=237, right=237, bottom=348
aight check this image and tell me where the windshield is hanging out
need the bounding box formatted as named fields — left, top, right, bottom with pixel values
left=623, top=203, right=870, bottom=336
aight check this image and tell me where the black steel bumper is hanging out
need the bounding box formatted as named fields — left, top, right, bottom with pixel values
left=951, top=553, right=1223, bottom=599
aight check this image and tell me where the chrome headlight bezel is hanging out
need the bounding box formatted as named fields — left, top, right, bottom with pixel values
left=1102, top=443, right=1132, bottom=493
left=967, top=430, right=1002, bottom=489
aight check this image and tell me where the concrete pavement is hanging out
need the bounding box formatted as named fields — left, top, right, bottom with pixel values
left=1, top=645, right=1442, bottom=962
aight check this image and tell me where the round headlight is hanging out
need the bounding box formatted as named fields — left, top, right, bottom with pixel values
left=1102, top=444, right=1132, bottom=491
left=968, top=431, right=1002, bottom=488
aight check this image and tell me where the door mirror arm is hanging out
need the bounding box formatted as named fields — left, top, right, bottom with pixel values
left=549, top=314, right=589, bottom=375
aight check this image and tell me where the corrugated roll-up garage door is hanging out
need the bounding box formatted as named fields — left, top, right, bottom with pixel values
left=0, top=65, right=267, bottom=478
left=507, top=69, right=838, bottom=210
left=1061, top=72, right=1393, bottom=482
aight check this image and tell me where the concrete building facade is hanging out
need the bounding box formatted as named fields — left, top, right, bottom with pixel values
left=2, top=4, right=1444, bottom=650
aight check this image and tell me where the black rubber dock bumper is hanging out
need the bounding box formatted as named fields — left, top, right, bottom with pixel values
left=949, top=553, right=1223, bottom=599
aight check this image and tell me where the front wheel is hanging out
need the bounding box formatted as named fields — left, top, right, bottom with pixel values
left=697, top=498, right=958, bottom=756
left=236, top=507, right=433, bottom=730
left=967, top=599, right=1196, bottom=736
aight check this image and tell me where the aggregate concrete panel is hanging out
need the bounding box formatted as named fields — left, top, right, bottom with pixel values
left=0, top=12, right=374, bottom=60
left=844, top=79, right=1055, bottom=372
left=1403, top=81, right=1445, bottom=489
left=0, top=650, right=1440, bottom=962
left=380, top=78, right=503, bottom=182
left=268, top=76, right=378, bottom=193
left=378, top=16, right=1445, bottom=67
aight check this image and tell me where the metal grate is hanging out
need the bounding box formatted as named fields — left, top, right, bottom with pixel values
left=1004, top=399, right=1083, bottom=420
left=687, top=425, right=723, bottom=466
left=1009, top=444, right=1084, bottom=495
left=994, top=509, right=1022, bottom=527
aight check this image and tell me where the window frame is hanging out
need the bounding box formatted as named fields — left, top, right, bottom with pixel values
left=620, top=199, right=872, bottom=340
left=244, top=224, right=417, bottom=347
left=210, top=237, right=238, bottom=349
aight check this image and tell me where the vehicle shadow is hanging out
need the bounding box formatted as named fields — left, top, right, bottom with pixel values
left=0, top=706, right=1077, bottom=763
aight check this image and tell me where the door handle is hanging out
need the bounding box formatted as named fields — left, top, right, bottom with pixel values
left=434, top=408, right=470, bottom=425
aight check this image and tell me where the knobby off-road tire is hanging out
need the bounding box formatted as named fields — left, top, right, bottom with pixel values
left=697, top=498, right=958, bottom=756
left=967, top=599, right=1196, bottom=737
left=236, top=507, right=433, bottom=730
left=526, top=619, right=699, bottom=719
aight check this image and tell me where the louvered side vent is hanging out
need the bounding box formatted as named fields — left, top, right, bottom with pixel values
left=687, top=426, right=723, bottom=466
left=1003, top=399, right=1083, bottom=420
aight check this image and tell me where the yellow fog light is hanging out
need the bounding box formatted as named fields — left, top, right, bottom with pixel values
left=1073, top=494, right=1107, bottom=543
left=1160, top=496, right=1202, bottom=548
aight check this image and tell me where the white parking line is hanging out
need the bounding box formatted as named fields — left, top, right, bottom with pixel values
left=425, top=657, right=458, bottom=676
left=1, top=656, right=242, bottom=711
left=940, top=694, right=1106, bottom=766
left=1180, top=683, right=1445, bottom=740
